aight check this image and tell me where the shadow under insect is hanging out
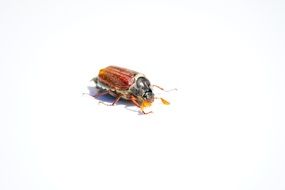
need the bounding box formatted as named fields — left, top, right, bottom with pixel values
left=87, top=86, right=134, bottom=108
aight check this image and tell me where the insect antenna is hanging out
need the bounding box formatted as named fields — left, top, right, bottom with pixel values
left=155, top=97, right=170, bottom=105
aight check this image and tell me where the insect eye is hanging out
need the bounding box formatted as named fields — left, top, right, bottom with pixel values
left=136, top=77, right=150, bottom=89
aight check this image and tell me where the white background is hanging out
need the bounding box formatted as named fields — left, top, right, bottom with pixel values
left=1, top=0, right=285, bottom=190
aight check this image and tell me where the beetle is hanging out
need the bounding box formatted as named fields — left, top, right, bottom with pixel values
left=91, top=65, right=170, bottom=114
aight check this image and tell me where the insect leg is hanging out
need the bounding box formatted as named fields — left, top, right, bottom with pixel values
left=130, top=96, right=152, bottom=114
left=130, top=96, right=140, bottom=108
left=82, top=90, right=110, bottom=98
left=152, top=85, right=165, bottom=91
left=152, top=85, right=177, bottom=92
left=94, top=90, right=110, bottom=98
left=111, top=94, right=122, bottom=106
left=83, top=90, right=115, bottom=105
left=97, top=94, right=123, bottom=106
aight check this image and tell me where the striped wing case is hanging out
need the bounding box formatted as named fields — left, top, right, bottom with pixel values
left=98, top=66, right=138, bottom=90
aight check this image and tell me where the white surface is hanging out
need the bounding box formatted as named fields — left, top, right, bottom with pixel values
left=1, top=0, right=285, bottom=190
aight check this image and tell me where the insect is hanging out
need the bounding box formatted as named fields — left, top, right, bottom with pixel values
left=91, top=65, right=171, bottom=114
